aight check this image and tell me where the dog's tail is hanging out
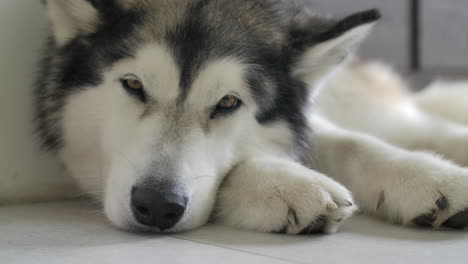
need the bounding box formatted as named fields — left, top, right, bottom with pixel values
left=415, top=79, right=468, bottom=126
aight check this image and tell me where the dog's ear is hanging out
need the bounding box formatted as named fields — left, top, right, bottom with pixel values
left=289, top=9, right=381, bottom=86
left=44, top=0, right=100, bottom=45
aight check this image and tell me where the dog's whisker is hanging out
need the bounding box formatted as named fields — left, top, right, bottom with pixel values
left=190, top=175, right=213, bottom=182
left=119, top=151, right=138, bottom=172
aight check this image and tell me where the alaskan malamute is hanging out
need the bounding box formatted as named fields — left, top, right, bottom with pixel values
left=36, top=0, right=468, bottom=234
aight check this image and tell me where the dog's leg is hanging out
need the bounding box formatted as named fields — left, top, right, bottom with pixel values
left=216, top=157, right=357, bottom=234
left=374, top=108, right=468, bottom=167
left=318, top=61, right=468, bottom=166
left=311, top=115, right=468, bottom=229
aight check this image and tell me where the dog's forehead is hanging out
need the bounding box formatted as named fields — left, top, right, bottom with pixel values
left=131, top=44, right=248, bottom=104
left=124, top=0, right=292, bottom=101
left=133, top=0, right=289, bottom=47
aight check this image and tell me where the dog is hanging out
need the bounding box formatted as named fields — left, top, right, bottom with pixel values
left=35, top=0, right=468, bottom=234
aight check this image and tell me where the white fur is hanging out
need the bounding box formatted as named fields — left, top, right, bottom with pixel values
left=315, top=62, right=468, bottom=166
left=415, top=80, right=468, bottom=126
left=310, top=114, right=468, bottom=226
left=217, top=157, right=357, bottom=234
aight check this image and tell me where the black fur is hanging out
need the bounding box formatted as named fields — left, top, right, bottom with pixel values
left=290, top=9, right=381, bottom=52
left=166, top=0, right=214, bottom=101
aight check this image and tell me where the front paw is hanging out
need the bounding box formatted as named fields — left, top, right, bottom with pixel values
left=216, top=168, right=358, bottom=235
left=410, top=189, right=468, bottom=230
left=276, top=176, right=357, bottom=235
left=369, top=164, right=468, bottom=230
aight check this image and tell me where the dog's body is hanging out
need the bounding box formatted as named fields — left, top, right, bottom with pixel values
left=35, top=0, right=468, bottom=234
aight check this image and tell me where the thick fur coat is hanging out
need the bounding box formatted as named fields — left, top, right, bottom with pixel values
left=34, top=0, right=468, bottom=233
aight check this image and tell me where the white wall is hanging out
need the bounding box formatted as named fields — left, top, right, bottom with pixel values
left=0, top=0, right=78, bottom=203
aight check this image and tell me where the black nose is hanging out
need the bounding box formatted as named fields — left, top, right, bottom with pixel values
left=131, top=187, right=188, bottom=231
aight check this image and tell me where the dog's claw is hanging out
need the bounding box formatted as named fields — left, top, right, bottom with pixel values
left=327, top=202, right=338, bottom=210
left=436, top=196, right=449, bottom=210
left=335, top=200, right=354, bottom=207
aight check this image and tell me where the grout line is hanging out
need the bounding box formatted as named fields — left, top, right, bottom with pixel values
left=169, top=235, right=308, bottom=264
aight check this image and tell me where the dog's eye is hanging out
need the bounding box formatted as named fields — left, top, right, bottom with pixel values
left=210, top=95, right=242, bottom=119
left=121, top=75, right=147, bottom=103
left=125, top=79, right=143, bottom=90
left=218, top=96, right=239, bottom=109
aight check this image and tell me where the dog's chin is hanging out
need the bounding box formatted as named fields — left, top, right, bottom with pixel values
left=108, top=217, right=208, bottom=234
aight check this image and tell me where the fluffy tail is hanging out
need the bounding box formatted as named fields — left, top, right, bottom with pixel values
left=415, top=80, right=468, bottom=126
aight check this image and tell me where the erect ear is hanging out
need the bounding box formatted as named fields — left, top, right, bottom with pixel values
left=289, top=9, right=381, bottom=86
left=44, top=0, right=100, bottom=45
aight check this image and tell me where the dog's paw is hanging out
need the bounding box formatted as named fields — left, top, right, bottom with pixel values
left=217, top=167, right=358, bottom=235
left=411, top=193, right=468, bottom=230
left=372, top=165, right=468, bottom=230
left=275, top=176, right=358, bottom=235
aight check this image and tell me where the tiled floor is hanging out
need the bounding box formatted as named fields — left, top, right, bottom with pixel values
left=1, top=201, right=468, bottom=264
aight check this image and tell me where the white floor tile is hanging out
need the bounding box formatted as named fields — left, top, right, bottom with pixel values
left=175, top=216, right=468, bottom=264
left=0, top=202, right=291, bottom=264
left=2, top=201, right=468, bottom=264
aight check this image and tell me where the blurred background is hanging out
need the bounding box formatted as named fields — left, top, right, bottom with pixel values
left=309, top=0, right=468, bottom=89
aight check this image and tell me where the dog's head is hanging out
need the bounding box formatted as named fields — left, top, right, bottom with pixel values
left=43, top=0, right=379, bottom=232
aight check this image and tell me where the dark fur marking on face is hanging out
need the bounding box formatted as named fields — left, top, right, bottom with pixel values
left=248, top=48, right=312, bottom=163
left=35, top=2, right=143, bottom=150
left=167, top=1, right=214, bottom=101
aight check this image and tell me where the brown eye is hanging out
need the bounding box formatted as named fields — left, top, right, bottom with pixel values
left=218, top=95, right=239, bottom=109
left=125, top=79, right=143, bottom=90
left=210, top=95, right=242, bottom=119
left=121, top=75, right=147, bottom=103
